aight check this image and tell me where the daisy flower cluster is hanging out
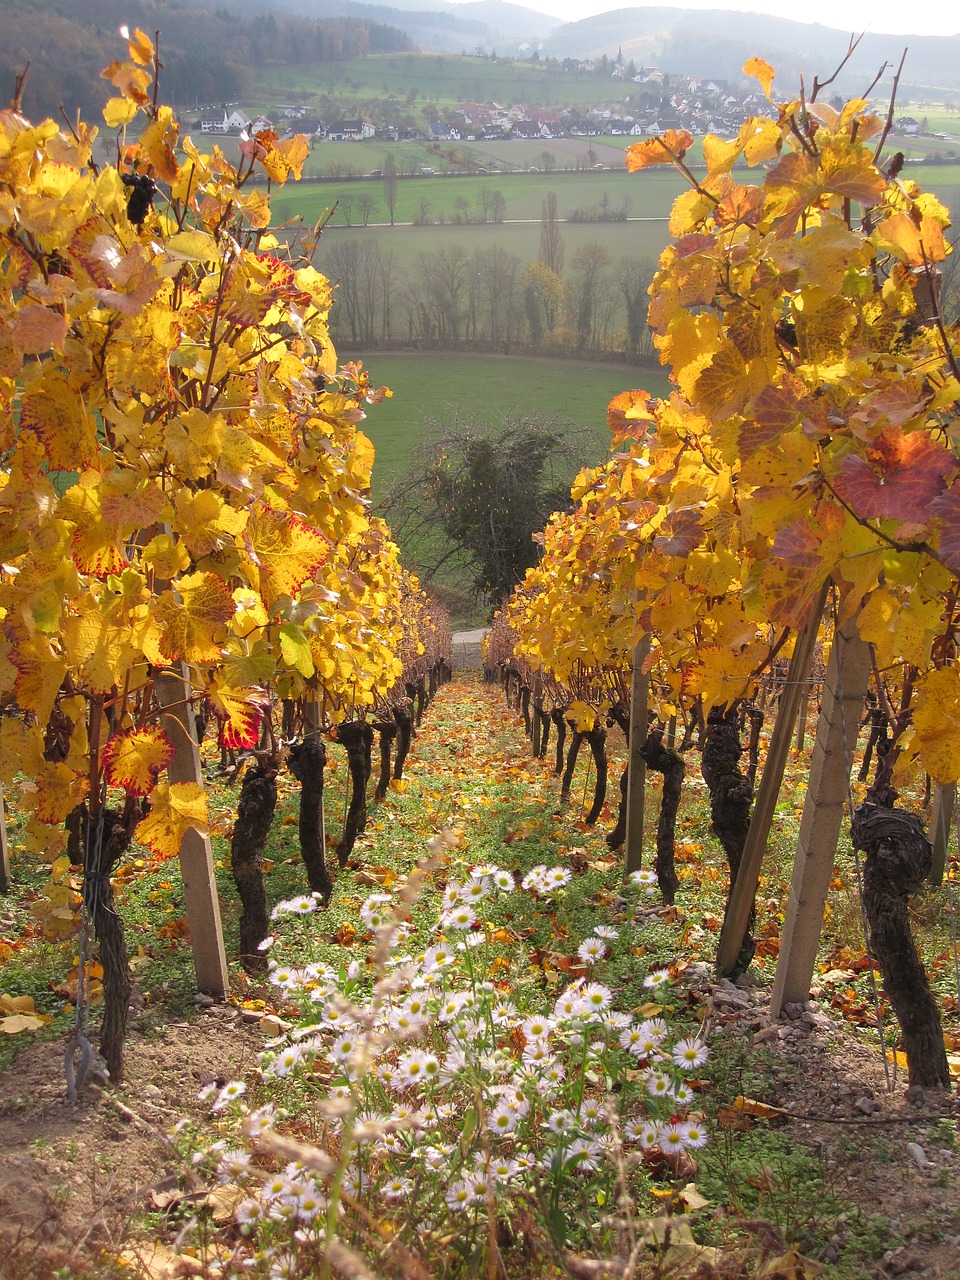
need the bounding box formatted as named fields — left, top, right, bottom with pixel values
left=194, top=854, right=710, bottom=1269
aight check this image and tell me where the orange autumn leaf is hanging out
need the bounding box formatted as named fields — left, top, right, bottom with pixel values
left=743, top=56, right=775, bottom=99
left=626, top=130, right=693, bottom=172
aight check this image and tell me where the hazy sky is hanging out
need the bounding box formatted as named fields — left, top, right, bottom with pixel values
left=465, top=1, right=958, bottom=39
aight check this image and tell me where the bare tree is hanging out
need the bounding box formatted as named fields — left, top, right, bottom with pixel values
left=382, top=153, right=398, bottom=226
left=356, top=192, right=377, bottom=227
left=539, top=190, right=565, bottom=276
left=618, top=256, right=656, bottom=359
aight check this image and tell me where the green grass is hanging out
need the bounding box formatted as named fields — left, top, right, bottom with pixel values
left=274, top=166, right=683, bottom=227
left=255, top=53, right=638, bottom=113
left=355, top=352, right=672, bottom=498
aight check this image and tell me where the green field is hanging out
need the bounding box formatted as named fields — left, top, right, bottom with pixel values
left=354, top=352, right=672, bottom=498
left=274, top=166, right=683, bottom=229
left=256, top=53, right=635, bottom=113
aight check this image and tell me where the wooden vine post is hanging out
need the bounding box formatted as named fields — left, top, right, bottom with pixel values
left=770, top=617, right=872, bottom=1014
left=623, top=634, right=651, bottom=876
left=716, top=582, right=829, bottom=975
left=928, top=784, right=955, bottom=888
left=155, top=668, right=230, bottom=998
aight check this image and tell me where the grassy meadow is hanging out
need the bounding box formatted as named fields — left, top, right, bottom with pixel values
left=355, top=352, right=672, bottom=498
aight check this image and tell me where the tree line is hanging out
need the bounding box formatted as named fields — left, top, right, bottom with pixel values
left=1, top=0, right=412, bottom=120
left=316, top=194, right=656, bottom=360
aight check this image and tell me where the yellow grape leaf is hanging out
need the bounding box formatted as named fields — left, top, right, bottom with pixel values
left=19, top=372, right=99, bottom=472
left=154, top=571, right=236, bottom=662
left=245, top=505, right=329, bottom=606
left=911, top=666, right=960, bottom=784
left=103, top=97, right=138, bottom=128
left=136, top=781, right=210, bottom=860
left=682, top=645, right=757, bottom=713
left=102, top=727, right=173, bottom=796
left=626, top=129, right=693, bottom=171
left=0, top=994, right=41, bottom=1015
left=125, top=26, right=155, bottom=65
left=259, top=134, right=310, bottom=184
left=0, top=1012, right=54, bottom=1034
left=279, top=622, right=315, bottom=679
left=165, top=230, right=219, bottom=262
left=756, top=1249, right=823, bottom=1279
left=732, top=1095, right=785, bottom=1118
left=743, top=57, right=775, bottom=99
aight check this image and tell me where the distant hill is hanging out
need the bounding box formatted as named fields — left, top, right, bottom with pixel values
left=240, top=0, right=557, bottom=50
left=537, top=8, right=960, bottom=91
left=250, top=0, right=960, bottom=88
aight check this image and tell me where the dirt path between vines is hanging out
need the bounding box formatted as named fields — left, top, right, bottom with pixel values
left=0, top=675, right=958, bottom=1279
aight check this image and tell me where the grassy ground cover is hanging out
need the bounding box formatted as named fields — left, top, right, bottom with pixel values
left=256, top=54, right=632, bottom=112
left=1, top=675, right=958, bottom=1278
left=353, top=352, right=672, bottom=499
left=274, top=167, right=683, bottom=227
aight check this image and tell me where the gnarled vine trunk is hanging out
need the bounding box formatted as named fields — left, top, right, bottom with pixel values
left=852, top=803, right=950, bottom=1089
left=560, top=727, right=585, bottom=804
left=702, top=706, right=755, bottom=975
left=69, top=804, right=138, bottom=1082
left=231, top=762, right=278, bottom=971
left=641, top=730, right=685, bottom=905
left=582, top=726, right=608, bottom=826
left=337, top=720, right=373, bottom=866
left=393, top=701, right=414, bottom=780
left=551, top=709, right=567, bottom=777
left=287, top=737, right=332, bottom=903
left=375, top=719, right=399, bottom=802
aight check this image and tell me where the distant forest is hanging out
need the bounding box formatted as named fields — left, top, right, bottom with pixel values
left=0, top=0, right=413, bottom=122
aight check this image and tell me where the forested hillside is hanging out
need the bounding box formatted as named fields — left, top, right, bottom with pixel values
left=0, top=0, right=413, bottom=120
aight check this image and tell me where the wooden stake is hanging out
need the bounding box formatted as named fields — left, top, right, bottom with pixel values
left=770, top=616, right=872, bottom=1012
left=623, top=634, right=651, bottom=876
left=928, top=783, right=956, bottom=889
left=155, top=667, right=229, bottom=998
left=717, top=582, right=829, bottom=976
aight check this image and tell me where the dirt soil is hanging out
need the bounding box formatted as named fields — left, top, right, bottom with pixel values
left=0, top=978, right=957, bottom=1280
left=0, top=1003, right=262, bottom=1280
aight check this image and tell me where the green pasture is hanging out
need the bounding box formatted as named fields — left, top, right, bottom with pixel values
left=256, top=53, right=635, bottom=112
left=351, top=353, right=672, bottom=498
left=308, top=218, right=669, bottom=281
left=273, top=168, right=682, bottom=233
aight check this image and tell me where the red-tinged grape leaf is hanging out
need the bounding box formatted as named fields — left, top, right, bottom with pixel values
left=653, top=507, right=703, bottom=556
left=739, top=379, right=807, bottom=457
left=102, top=727, right=173, bottom=796
left=772, top=504, right=844, bottom=570
left=931, top=482, right=960, bottom=573
left=154, top=572, right=236, bottom=662
left=245, top=505, right=329, bottom=606
left=12, top=636, right=68, bottom=727
left=743, top=57, right=775, bottom=98
left=205, top=681, right=263, bottom=750
left=135, top=781, right=209, bottom=861
left=12, top=304, right=69, bottom=355
left=912, top=666, right=960, bottom=785
left=626, top=130, right=693, bottom=171
left=837, top=429, right=956, bottom=523
left=98, top=470, right=167, bottom=533
left=607, top=389, right=658, bottom=448
left=18, top=373, right=99, bottom=472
